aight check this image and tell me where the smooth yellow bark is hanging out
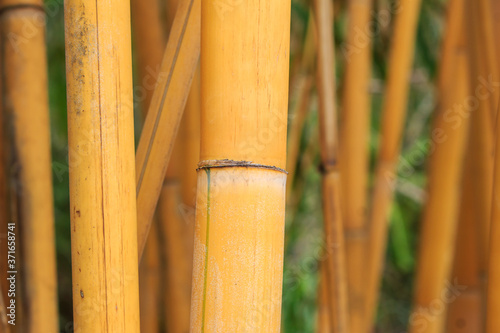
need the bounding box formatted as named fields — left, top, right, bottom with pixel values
left=0, top=2, right=58, bottom=331
left=190, top=1, right=290, bottom=331
left=64, top=0, right=140, bottom=331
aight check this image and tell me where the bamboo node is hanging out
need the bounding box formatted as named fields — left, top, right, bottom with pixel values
left=197, top=159, right=288, bottom=174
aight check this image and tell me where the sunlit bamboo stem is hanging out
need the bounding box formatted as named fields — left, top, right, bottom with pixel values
left=189, top=1, right=290, bottom=331
left=135, top=0, right=200, bottom=258
left=0, top=1, right=57, bottom=331
left=313, top=0, right=349, bottom=331
left=64, top=0, right=140, bottom=331
left=364, top=0, right=422, bottom=330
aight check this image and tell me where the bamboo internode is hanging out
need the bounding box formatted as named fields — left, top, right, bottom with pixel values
left=64, top=0, right=140, bottom=331
left=190, top=1, right=290, bottom=331
left=0, top=1, right=58, bottom=331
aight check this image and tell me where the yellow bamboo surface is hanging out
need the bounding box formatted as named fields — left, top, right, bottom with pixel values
left=339, top=0, right=373, bottom=331
left=130, top=0, right=165, bottom=330
left=135, top=0, right=200, bottom=258
left=364, top=0, right=422, bottom=329
left=408, top=44, right=470, bottom=333
left=446, top=154, right=483, bottom=333
left=486, top=76, right=500, bottom=333
left=190, top=1, right=290, bottom=331
left=0, top=2, right=58, bottom=332
left=465, top=0, right=496, bottom=280
left=312, top=0, right=349, bottom=331
left=64, top=0, right=140, bottom=331
left=158, top=180, right=192, bottom=333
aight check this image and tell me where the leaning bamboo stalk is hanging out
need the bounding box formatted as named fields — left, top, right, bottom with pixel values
left=486, top=90, right=500, bottom=333
left=339, top=0, right=373, bottom=331
left=130, top=0, right=165, bottom=331
left=313, top=0, right=349, bottom=331
left=64, top=0, right=140, bottom=331
left=446, top=154, right=483, bottom=333
left=0, top=1, right=58, bottom=331
left=135, top=0, right=200, bottom=259
left=189, top=1, right=290, bottom=331
left=363, top=0, right=422, bottom=329
left=408, top=29, right=470, bottom=333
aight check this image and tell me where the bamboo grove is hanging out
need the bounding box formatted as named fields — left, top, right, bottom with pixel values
left=0, top=0, right=500, bottom=332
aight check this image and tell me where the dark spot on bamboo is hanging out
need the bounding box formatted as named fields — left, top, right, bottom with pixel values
left=80, top=290, right=84, bottom=298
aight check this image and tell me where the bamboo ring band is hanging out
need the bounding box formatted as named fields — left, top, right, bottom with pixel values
left=197, top=159, right=288, bottom=174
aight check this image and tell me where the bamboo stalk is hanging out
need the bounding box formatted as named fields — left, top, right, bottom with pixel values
left=486, top=87, right=500, bottom=333
left=446, top=155, right=483, bottom=333
left=408, top=22, right=470, bottom=333
left=339, top=0, right=373, bottom=331
left=312, top=0, right=349, bottom=331
left=130, top=0, right=165, bottom=331
left=317, top=263, right=332, bottom=333
left=0, top=1, right=58, bottom=331
left=135, top=0, right=200, bottom=259
left=464, top=0, right=495, bottom=285
left=189, top=1, right=290, bottom=331
left=363, top=0, right=422, bottom=329
left=64, top=0, right=140, bottom=331
left=286, top=13, right=315, bottom=201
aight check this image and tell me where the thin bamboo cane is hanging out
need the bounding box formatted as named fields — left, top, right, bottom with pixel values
left=189, top=1, right=290, bottom=331
left=286, top=13, right=315, bottom=201
left=312, top=0, right=349, bottom=331
left=339, top=0, right=373, bottom=331
left=464, top=0, right=495, bottom=286
left=486, top=91, right=500, bottom=333
left=408, top=34, right=470, bottom=333
left=446, top=154, right=483, bottom=333
left=317, top=263, right=332, bottom=333
left=64, top=0, right=140, bottom=331
left=363, top=0, right=422, bottom=329
left=0, top=2, right=58, bottom=331
left=130, top=0, right=165, bottom=331
left=0, top=48, right=8, bottom=329
left=135, top=0, right=200, bottom=259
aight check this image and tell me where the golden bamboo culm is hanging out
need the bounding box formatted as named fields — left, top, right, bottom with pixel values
left=339, top=0, right=373, bottom=331
left=130, top=0, right=165, bottom=330
left=64, top=0, right=140, bottom=331
left=189, top=1, right=291, bottom=331
left=0, top=1, right=58, bottom=331
left=364, top=0, right=422, bottom=330
left=408, top=5, right=470, bottom=333
left=313, top=0, right=349, bottom=331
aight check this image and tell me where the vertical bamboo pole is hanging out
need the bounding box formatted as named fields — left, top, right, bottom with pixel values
left=0, top=1, right=58, bottom=331
left=486, top=85, right=500, bottom=333
left=313, top=0, right=349, bottom=331
left=339, top=0, right=373, bottom=331
left=64, top=0, right=140, bottom=331
left=189, top=1, right=290, bottom=331
left=130, top=0, right=165, bottom=331
left=364, top=0, right=422, bottom=329
left=408, top=27, right=470, bottom=333
left=135, top=0, right=200, bottom=258
left=465, top=0, right=497, bottom=284
left=446, top=155, right=483, bottom=333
